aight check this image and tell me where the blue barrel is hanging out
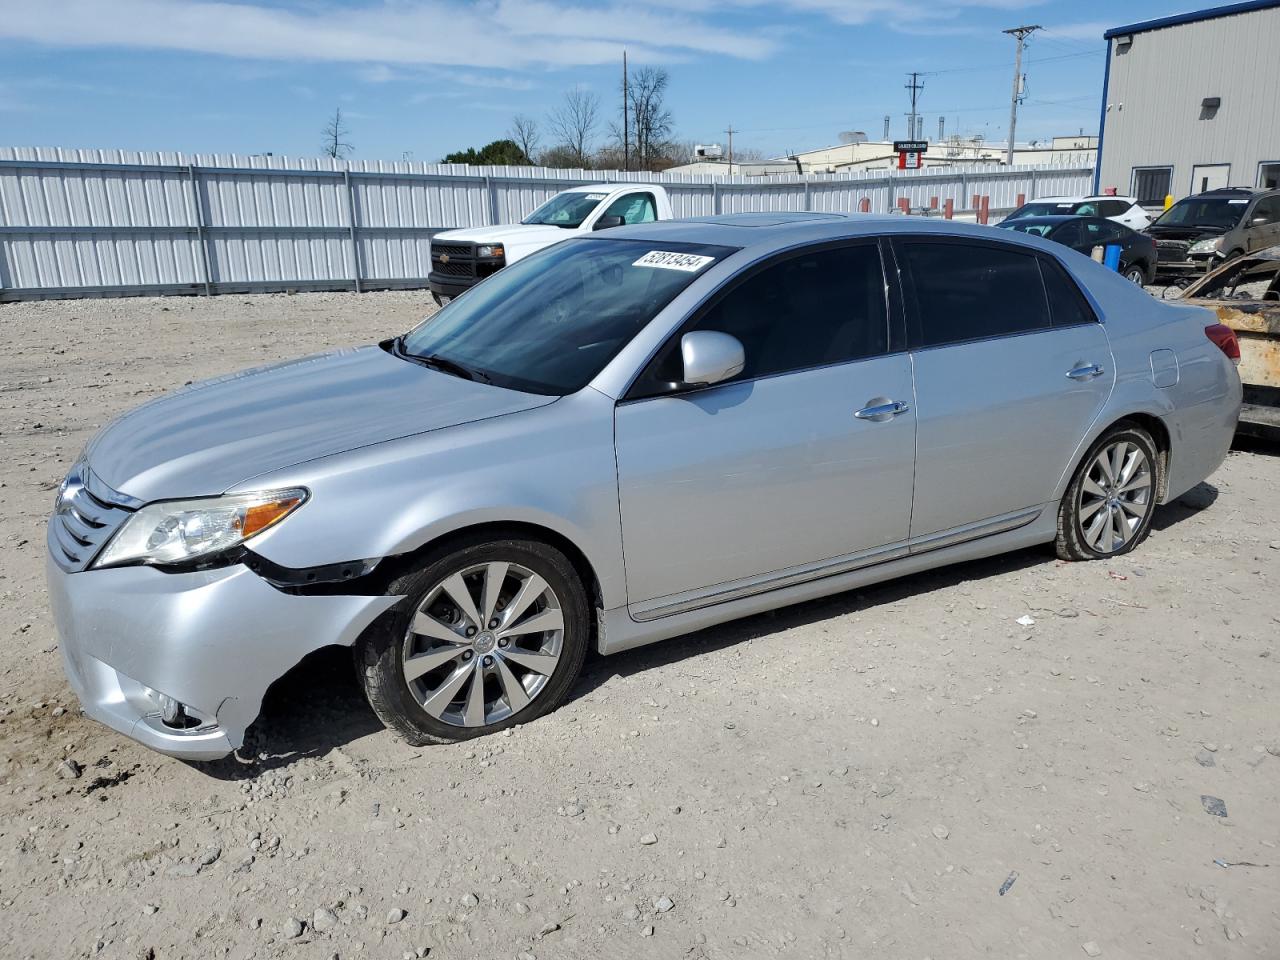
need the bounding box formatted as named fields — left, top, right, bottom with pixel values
left=1103, top=244, right=1122, bottom=272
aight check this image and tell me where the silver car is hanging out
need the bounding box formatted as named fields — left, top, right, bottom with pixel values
left=46, top=213, right=1241, bottom=760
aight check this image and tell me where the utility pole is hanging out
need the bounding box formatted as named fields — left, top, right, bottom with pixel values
left=1003, top=24, right=1040, bottom=166
left=725, top=124, right=735, bottom=171
left=904, top=72, right=924, bottom=141
left=622, top=50, right=629, bottom=172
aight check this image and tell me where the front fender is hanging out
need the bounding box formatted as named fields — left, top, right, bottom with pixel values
left=237, top=389, right=628, bottom=610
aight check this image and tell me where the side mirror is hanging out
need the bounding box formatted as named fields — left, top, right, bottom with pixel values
left=681, top=331, right=745, bottom=387
left=593, top=214, right=625, bottom=231
left=1250, top=215, right=1269, bottom=226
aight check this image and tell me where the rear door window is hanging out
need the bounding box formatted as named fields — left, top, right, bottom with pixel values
left=1040, top=258, right=1099, bottom=327
left=898, top=240, right=1052, bottom=348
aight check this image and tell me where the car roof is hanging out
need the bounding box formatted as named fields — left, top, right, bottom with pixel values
left=561, top=182, right=663, bottom=194
left=999, top=215, right=1083, bottom=226
left=1020, top=196, right=1136, bottom=205
left=603, top=211, right=1079, bottom=254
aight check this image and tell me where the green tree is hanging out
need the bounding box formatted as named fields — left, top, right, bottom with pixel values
left=441, top=139, right=531, bottom=165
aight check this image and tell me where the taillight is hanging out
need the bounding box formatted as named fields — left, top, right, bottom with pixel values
left=1204, top=323, right=1241, bottom=364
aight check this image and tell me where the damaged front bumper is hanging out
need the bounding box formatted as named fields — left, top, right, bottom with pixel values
left=46, top=550, right=397, bottom=760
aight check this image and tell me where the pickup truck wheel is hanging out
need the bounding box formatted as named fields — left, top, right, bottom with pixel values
left=1055, top=424, right=1159, bottom=561
left=357, top=536, right=589, bottom=744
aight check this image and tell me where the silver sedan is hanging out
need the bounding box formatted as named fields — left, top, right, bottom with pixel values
left=46, top=213, right=1241, bottom=758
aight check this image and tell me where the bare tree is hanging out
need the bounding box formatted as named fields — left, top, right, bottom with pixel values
left=321, top=107, right=353, bottom=159
left=508, top=114, right=540, bottom=165
left=627, top=67, right=673, bottom=171
left=547, top=88, right=599, bottom=168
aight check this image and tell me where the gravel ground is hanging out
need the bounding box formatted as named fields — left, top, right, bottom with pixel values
left=1, top=291, right=1278, bottom=960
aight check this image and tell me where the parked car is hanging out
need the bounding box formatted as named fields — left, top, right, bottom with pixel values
left=997, top=215, right=1157, bottom=285
left=427, top=184, right=674, bottom=304
left=1178, top=246, right=1280, bottom=440
left=1002, top=195, right=1151, bottom=230
left=1146, top=187, right=1280, bottom=282
left=47, top=214, right=1241, bottom=760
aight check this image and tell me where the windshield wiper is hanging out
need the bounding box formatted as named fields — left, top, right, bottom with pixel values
left=418, top=353, right=490, bottom=383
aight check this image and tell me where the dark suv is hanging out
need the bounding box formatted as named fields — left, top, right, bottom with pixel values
left=1146, top=187, right=1280, bottom=281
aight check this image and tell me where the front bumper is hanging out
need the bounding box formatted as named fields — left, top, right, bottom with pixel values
left=427, top=272, right=479, bottom=300
left=46, top=550, right=397, bottom=760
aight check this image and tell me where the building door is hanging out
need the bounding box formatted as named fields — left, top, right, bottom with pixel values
left=1190, top=164, right=1230, bottom=194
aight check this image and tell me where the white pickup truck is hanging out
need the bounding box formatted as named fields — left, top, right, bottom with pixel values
left=427, top=183, right=674, bottom=303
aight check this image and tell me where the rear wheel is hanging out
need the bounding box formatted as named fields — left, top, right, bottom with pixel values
left=1123, top=265, right=1146, bottom=285
left=1055, top=424, right=1160, bottom=561
left=357, top=536, right=589, bottom=744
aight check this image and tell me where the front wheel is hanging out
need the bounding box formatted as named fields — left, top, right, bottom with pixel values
left=1055, top=424, right=1160, bottom=561
left=357, top=536, right=590, bottom=744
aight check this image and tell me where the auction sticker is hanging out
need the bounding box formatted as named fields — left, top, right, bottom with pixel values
left=633, top=250, right=715, bottom=272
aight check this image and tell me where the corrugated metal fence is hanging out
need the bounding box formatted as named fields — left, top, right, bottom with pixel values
left=0, top=147, right=1092, bottom=301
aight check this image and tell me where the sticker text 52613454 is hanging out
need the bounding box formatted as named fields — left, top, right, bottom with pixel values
left=633, top=250, right=716, bottom=272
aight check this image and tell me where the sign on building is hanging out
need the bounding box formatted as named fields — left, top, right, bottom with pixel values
left=894, top=140, right=928, bottom=170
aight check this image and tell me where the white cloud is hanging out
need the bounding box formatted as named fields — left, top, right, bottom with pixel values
left=0, top=0, right=1058, bottom=72
left=0, top=0, right=775, bottom=67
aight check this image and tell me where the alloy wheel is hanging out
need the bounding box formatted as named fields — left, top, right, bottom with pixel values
left=402, top=561, right=563, bottom=728
left=1125, top=268, right=1145, bottom=284
left=1077, top=440, right=1154, bottom=553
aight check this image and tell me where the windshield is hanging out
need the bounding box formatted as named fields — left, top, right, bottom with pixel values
left=1154, top=197, right=1247, bottom=230
left=1000, top=221, right=1055, bottom=237
left=1008, top=201, right=1095, bottom=219
left=400, top=238, right=736, bottom=395
left=522, top=192, right=609, bottom=228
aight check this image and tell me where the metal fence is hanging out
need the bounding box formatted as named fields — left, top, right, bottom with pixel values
left=0, top=146, right=1093, bottom=301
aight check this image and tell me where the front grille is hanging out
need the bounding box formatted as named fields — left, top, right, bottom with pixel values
left=431, top=243, right=473, bottom=259
left=432, top=259, right=475, bottom=278
left=430, top=241, right=477, bottom=281
left=50, top=465, right=135, bottom=572
left=1156, top=240, right=1190, bottom=262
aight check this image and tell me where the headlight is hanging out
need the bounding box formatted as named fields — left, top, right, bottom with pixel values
left=475, top=244, right=505, bottom=259
left=1189, top=237, right=1223, bottom=255
left=93, top=488, right=307, bottom=569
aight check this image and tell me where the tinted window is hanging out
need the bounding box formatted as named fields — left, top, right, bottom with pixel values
left=603, top=192, right=657, bottom=224
left=1081, top=220, right=1127, bottom=244
left=1040, top=258, right=1098, bottom=327
left=631, top=243, right=888, bottom=395
left=688, top=243, right=887, bottom=380
left=901, top=241, right=1051, bottom=347
left=1250, top=195, right=1280, bottom=224
left=1099, top=199, right=1130, bottom=218
left=1050, top=221, right=1084, bottom=246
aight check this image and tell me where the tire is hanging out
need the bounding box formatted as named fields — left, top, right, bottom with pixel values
left=431, top=291, right=445, bottom=308
left=1123, top=265, right=1146, bottom=285
left=356, top=534, right=590, bottom=745
left=1055, top=423, right=1161, bottom=562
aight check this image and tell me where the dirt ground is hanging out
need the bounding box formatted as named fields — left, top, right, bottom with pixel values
left=1, top=291, right=1277, bottom=960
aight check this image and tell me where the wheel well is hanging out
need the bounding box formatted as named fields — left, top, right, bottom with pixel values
left=383, top=521, right=605, bottom=626
left=1109, top=413, right=1171, bottom=502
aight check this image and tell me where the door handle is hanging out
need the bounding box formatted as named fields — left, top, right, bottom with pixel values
left=854, top=399, right=910, bottom=422
left=1066, top=363, right=1104, bottom=381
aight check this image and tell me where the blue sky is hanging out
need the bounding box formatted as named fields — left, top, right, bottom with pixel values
left=0, top=0, right=1192, bottom=163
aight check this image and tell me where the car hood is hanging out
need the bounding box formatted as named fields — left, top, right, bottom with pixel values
left=433, top=223, right=579, bottom=245
left=1146, top=224, right=1227, bottom=241
left=85, top=344, right=556, bottom=502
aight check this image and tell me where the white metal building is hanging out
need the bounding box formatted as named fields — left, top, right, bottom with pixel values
left=1095, top=0, right=1280, bottom=205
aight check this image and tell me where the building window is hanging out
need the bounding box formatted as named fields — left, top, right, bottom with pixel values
left=1132, top=167, right=1172, bottom=206
left=1260, top=163, right=1280, bottom=190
